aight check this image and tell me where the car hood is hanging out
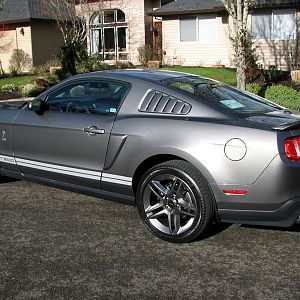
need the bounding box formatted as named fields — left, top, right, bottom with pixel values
left=244, top=110, right=300, bottom=131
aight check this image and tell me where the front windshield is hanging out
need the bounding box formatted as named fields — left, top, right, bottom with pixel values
left=162, top=76, right=281, bottom=114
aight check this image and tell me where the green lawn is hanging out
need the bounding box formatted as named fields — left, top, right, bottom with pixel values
left=163, top=66, right=237, bottom=86
left=0, top=75, right=37, bottom=87
left=0, top=67, right=237, bottom=88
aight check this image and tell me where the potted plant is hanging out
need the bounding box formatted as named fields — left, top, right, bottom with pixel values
left=212, top=60, right=225, bottom=68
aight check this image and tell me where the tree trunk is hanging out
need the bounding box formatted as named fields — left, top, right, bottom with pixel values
left=237, top=66, right=246, bottom=90
left=236, top=0, right=246, bottom=90
left=236, top=41, right=246, bottom=90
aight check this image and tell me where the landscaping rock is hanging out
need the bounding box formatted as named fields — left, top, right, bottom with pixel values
left=50, top=67, right=61, bottom=75
left=147, top=61, right=161, bottom=69
left=291, top=70, right=300, bottom=82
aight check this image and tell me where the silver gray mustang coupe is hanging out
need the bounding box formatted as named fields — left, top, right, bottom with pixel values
left=1, top=70, right=300, bottom=242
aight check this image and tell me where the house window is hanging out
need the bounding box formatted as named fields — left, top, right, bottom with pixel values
left=198, top=15, right=217, bottom=42
left=180, top=15, right=217, bottom=43
left=90, top=9, right=128, bottom=60
left=180, top=18, right=197, bottom=42
left=252, top=9, right=296, bottom=40
left=252, top=13, right=272, bottom=39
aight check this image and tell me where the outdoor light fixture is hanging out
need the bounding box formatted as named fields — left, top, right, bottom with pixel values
left=20, top=28, right=24, bottom=36
left=149, top=25, right=160, bottom=34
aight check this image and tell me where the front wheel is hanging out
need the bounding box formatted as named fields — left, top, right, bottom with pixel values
left=136, top=160, right=214, bottom=243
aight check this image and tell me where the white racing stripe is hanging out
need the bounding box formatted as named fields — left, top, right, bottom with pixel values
left=16, top=161, right=101, bottom=180
left=102, top=172, right=132, bottom=186
left=16, top=158, right=102, bottom=177
left=101, top=177, right=132, bottom=186
left=0, top=155, right=132, bottom=186
left=102, top=173, right=132, bottom=182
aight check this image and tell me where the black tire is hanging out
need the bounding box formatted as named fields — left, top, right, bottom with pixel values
left=136, top=160, right=214, bottom=243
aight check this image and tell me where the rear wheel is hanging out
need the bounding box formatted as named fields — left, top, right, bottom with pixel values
left=136, top=160, right=214, bottom=243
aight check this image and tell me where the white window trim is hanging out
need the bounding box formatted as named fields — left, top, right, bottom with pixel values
left=251, top=9, right=296, bottom=41
left=178, top=14, right=217, bottom=43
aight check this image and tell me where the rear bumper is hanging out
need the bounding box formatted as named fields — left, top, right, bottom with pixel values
left=212, top=153, right=300, bottom=227
left=218, top=196, right=300, bottom=227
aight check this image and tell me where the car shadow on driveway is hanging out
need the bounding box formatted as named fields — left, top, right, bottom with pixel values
left=0, top=177, right=19, bottom=184
left=195, top=221, right=300, bottom=242
left=241, top=223, right=300, bottom=232
left=194, top=222, right=232, bottom=241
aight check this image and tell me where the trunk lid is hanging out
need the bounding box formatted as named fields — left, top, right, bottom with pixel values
left=244, top=110, right=300, bottom=131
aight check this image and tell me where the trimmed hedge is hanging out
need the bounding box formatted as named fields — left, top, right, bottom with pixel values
left=20, top=84, right=43, bottom=97
left=246, top=83, right=261, bottom=95
left=45, top=75, right=60, bottom=86
left=0, top=84, right=18, bottom=93
left=265, top=84, right=300, bottom=110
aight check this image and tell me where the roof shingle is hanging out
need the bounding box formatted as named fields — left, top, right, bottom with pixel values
left=0, top=0, right=63, bottom=23
left=150, top=0, right=300, bottom=17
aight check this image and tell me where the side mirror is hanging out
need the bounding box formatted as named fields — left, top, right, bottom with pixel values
left=28, top=98, right=46, bottom=115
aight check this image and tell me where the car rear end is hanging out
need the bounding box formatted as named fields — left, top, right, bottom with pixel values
left=160, top=74, right=300, bottom=227
left=215, top=120, right=300, bottom=227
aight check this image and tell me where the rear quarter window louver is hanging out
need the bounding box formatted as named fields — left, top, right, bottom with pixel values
left=139, top=90, right=191, bottom=115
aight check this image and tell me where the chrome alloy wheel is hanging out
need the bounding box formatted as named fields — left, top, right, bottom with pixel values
left=142, top=175, right=199, bottom=236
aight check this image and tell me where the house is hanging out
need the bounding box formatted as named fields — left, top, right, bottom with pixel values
left=0, top=0, right=65, bottom=72
left=150, top=0, right=300, bottom=70
left=0, top=0, right=175, bottom=73
left=84, top=0, right=174, bottom=64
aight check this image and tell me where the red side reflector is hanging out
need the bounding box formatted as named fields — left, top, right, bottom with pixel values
left=285, top=136, right=300, bottom=161
left=223, top=189, right=248, bottom=196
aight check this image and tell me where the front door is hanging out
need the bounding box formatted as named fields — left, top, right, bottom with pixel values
left=153, top=22, right=162, bottom=60
left=12, top=79, right=129, bottom=189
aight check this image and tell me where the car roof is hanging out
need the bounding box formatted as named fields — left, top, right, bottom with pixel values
left=74, top=69, right=193, bottom=82
left=38, top=69, right=216, bottom=101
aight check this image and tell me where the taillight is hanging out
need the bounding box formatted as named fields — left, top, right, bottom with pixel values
left=284, top=136, right=300, bottom=161
left=223, top=189, right=248, bottom=196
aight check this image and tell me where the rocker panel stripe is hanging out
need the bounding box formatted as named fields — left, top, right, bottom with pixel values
left=0, top=155, right=132, bottom=185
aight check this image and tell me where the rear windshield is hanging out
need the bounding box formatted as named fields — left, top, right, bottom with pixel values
left=162, top=76, right=281, bottom=114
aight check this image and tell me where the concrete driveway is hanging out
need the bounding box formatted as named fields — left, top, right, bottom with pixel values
left=0, top=180, right=299, bottom=299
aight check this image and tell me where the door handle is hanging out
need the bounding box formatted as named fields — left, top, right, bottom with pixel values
left=83, top=126, right=105, bottom=136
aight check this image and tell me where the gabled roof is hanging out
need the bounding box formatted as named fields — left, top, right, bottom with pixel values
left=0, top=0, right=66, bottom=24
left=151, top=0, right=224, bottom=16
left=150, top=0, right=300, bottom=17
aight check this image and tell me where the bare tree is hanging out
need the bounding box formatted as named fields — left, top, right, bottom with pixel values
left=222, top=0, right=253, bottom=90
left=41, top=0, right=96, bottom=47
left=41, top=0, right=123, bottom=47
left=40, top=0, right=107, bottom=75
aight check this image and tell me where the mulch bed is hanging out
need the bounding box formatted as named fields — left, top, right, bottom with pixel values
left=246, top=68, right=300, bottom=92
left=0, top=92, right=22, bottom=101
left=279, top=80, right=300, bottom=91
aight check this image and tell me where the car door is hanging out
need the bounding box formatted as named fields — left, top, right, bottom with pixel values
left=12, top=78, right=129, bottom=189
left=0, top=109, right=22, bottom=175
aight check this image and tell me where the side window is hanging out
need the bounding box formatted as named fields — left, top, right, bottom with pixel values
left=46, top=80, right=128, bottom=115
